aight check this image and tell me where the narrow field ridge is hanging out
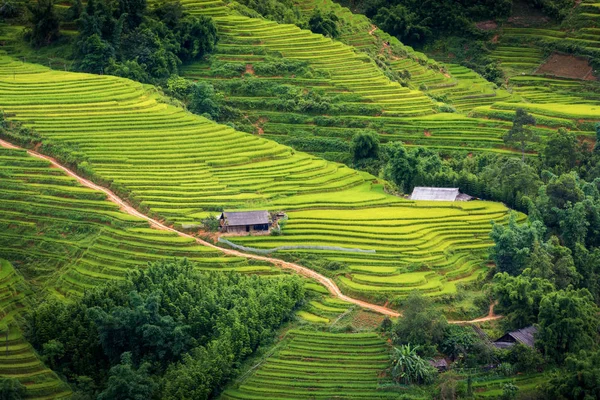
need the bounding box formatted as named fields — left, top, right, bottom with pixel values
left=0, top=138, right=502, bottom=323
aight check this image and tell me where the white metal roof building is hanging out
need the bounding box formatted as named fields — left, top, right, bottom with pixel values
left=409, top=187, right=473, bottom=201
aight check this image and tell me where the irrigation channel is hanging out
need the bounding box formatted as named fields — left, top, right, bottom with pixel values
left=0, top=139, right=502, bottom=323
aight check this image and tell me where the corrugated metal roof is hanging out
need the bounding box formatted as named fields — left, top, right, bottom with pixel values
left=493, top=325, right=537, bottom=349
left=220, top=211, right=269, bottom=226
left=410, top=187, right=460, bottom=201
left=509, top=326, right=537, bottom=348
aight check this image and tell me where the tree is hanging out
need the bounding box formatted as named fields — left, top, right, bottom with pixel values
left=26, top=0, right=60, bottom=47
left=492, top=273, right=555, bottom=330
left=42, top=339, right=65, bottom=371
left=481, top=157, right=541, bottom=208
left=390, top=345, right=437, bottom=385
left=97, top=353, right=157, bottom=400
left=392, top=292, right=447, bottom=354
left=308, top=10, right=339, bottom=38
left=75, top=34, right=115, bottom=74
left=545, top=349, right=600, bottom=400
left=189, top=82, right=221, bottom=119
left=175, top=16, right=218, bottom=61
left=523, top=237, right=580, bottom=290
left=383, top=141, right=412, bottom=193
left=503, top=108, right=537, bottom=161
left=544, top=128, right=578, bottom=174
left=0, top=378, right=26, bottom=400
left=350, top=131, right=380, bottom=164
left=546, top=173, right=585, bottom=210
left=440, top=325, right=477, bottom=361
left=536, top=288, right=600, bottom=363
left=373, top=4, right=431, bottom=46
left=489, top=213, right=544, bottom=276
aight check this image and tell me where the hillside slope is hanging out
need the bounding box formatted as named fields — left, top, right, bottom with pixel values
left=0, top=54, right=511, bottom=301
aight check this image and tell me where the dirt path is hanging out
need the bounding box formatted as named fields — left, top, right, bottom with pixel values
left=449, top=302, right=501, bottom=325
left=1, top=139, right=501, bottom=323
left=0, top=139, right=400, bottom=317
left=368, top=25, right=377, bottom=35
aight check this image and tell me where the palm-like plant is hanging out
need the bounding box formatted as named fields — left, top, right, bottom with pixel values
left=391, top=344, right=436, bottom=385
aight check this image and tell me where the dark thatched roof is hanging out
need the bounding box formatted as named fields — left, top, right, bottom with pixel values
left=220, top=211, right=270, bottom=226
left=409, top=187, right=473, bottom=201
left=493, top=326, right=537, bottom=349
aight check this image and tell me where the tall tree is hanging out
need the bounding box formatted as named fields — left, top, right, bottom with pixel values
left=504, top=108, right=537, bottom=161
left=544, top=128, right=578, bottom=174
left=536, top=288, right=599, bottom=363
left=26, top=0, right=60, bottom=47
left=392, top=292, right=447, bottom=354
left=489, top=213, right=544, bottom=276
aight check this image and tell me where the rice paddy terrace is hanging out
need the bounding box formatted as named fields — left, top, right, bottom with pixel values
left=480, top=0, right=600, bottom=132
left=221, top=330, right=395, bottom=399
left=0, top=259, right=71, bottom=399
left=177, top=0, right=597, bottom=158
left=0, top=55, right=512, bottom=300
left=0, top=145, right=259, bottom=298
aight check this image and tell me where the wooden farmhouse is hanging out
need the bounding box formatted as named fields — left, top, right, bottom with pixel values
left=409, top=187, right=473, bottom=201
left=219, top=210, right=271, bottom=234
left=493, top=326, right=537, bottom=349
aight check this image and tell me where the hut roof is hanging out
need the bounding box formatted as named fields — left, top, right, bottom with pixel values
left=220, top=211, right=270, bottom=226
left=494, top=326, right=537, bottom=349
left=410, top=187, right=461, bottom=201
left=428, top=358, right=449, bottom=368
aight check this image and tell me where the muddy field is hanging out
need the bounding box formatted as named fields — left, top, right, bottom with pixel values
left=535, top=53, right=596, bottom=80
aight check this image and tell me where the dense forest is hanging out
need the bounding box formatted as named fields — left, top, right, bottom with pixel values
left=26, top=260, right=304, bottom=399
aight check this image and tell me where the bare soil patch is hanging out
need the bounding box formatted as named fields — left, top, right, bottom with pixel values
left=476, top=20, right=498, bottom=31
left=535, top=53, right=596, bottom=80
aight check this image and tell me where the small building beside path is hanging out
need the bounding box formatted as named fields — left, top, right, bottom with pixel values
left=409, top=187, right=473, bottom=201
left=219, top=210, right=271, bottom=234
left=493, top=326, right=537, bottom=349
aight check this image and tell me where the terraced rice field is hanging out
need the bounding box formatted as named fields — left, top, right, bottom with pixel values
left=231, top=202, right=514, bottom=298
left=491, top=30, right=600, bottom=108
left=0, top=146, right=260, bottom=297
left=0, top=55, right=512, bottom=299
left=213, top=16, right=436, bottom=117
left=178, top=0, right=595, bottom=156
left=294, top=0, right=517, bottom=112
left=0, top=259, right=71, bottom=399
left=221, top=330, right=395, bottom=399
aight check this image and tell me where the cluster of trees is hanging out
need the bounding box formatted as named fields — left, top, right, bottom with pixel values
left=351, top=110, right=600, bottom=394
left=25, top=0, right=218, bottom=82
left=384, top=292, right=543, bottom=396
left=232, top=0, right=341, bottom=38
left=336, top=0, right=511, bottom=46
left=26, top=260, right=304, bottom=399
left=74, top=0, right=217, bottom=82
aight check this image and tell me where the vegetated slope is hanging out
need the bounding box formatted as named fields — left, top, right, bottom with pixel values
left=0, top=55, right=512, bottom=300
left=222, top=329, right=394, bottom=399
left=179, top=0, right=595, bottom=157
left=0, top=259, right=71, bottom=399
left=294, top=0, right=516, bottom=112
left=0, top=146, right=258, bottom=298
left=477, top=0, right=600, bottom=133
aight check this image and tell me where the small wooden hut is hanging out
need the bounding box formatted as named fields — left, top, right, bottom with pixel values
left=493, top=326, right=537, bottom=349
left=219, top=211, right=271, bottom=234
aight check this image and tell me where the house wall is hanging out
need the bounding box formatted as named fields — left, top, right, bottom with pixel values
left=223, top=224, right=271, bottom=235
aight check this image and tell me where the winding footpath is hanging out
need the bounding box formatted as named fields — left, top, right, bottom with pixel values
left=0, top=139, right=502, bottom=323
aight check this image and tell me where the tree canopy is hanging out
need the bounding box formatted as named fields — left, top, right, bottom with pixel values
left=27, top=260, right=304, bottom=399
